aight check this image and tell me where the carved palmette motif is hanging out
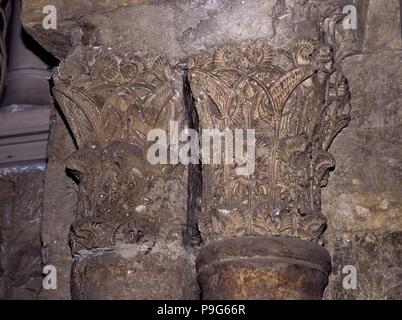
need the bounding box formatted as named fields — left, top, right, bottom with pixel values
left=188, top=40, right=351, bottom=244
left=53, top=46, right=185, bottom=254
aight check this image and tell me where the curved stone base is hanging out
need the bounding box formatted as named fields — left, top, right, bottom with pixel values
left=196, top=236, right=332, bottom=300
left=71, top=247, right=199, bottom=300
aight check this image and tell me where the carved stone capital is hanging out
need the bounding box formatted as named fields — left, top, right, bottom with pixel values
left=53, top=46, right=187, bottom=255
left=188, top=40, right=351, bottom=245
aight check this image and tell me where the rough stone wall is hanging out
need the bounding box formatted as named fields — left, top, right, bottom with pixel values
left=323, top=0, right=402, bottom=299
left=21, top=0, right=342, bottom=60
left=0, top=109, right=76, bottom=300
left=39, top=108, right=77, bottom=300
left=0, top=170, right=44, bottom=299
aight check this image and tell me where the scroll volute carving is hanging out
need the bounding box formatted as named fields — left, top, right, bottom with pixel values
left=53, top=46, right=185, bottom=254
left=188, top=40, right=351, bottom=244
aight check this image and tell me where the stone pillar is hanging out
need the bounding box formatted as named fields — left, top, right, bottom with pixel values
left=53, top=46, right=199, bottom=299
left=196, top=237, right=331, bottom=300
left=188, top=41, right=351, bottom=300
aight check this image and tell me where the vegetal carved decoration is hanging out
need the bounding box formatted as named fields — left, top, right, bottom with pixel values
left=53, top=46, right=186, bottom=254
left=188, top=40, right=351, bottom=244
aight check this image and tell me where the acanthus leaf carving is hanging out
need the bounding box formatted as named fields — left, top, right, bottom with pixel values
left=53, top=46, right=186, bottom=255
left=188, top=40, right=351, bottom=245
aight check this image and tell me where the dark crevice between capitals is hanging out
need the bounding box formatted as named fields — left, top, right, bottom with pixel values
left=182, top=68, right=203, bottom=248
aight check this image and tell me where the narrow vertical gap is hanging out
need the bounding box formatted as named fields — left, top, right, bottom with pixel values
left=182, top=68, right=202, bottom=247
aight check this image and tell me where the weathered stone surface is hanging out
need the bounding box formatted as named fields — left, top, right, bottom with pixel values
left=324, top=231, right=402, bottom=300
left=0, top=170, right=44, bottom=299
left=39, top=107, right=77, bottom=300
left=321, top=0, right=402, bottom=300
left=22, top=0, right=344, bottom=60
left=71, top=245, right=199, bottom=299
left=323, top=51, right=402, bottom=235
left=363, top=0, right=402, bottom=52
left=197, top=236, right=331, bottom=300
left=21, top=0, right=150, bottom=60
